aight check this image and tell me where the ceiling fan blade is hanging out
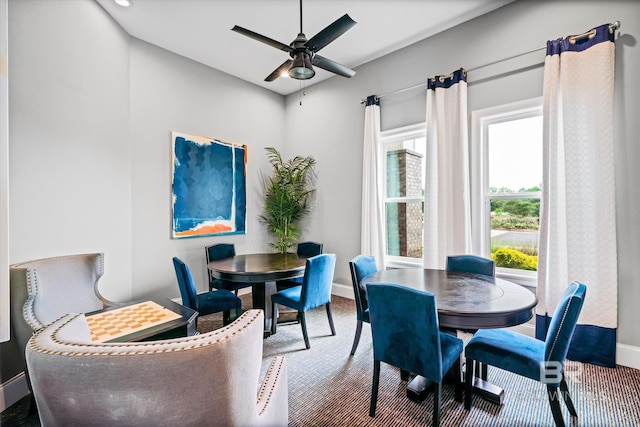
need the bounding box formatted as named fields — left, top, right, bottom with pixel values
left=231, top=25, right=293, bottom=53
left=265, top=59, right=293, bottom=82
left=311, top=55, right=356, bottom=78
left=305, top=14, right=356, bottom=53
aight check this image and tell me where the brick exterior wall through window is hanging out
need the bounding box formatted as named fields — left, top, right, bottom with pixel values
left=386, top=149, right=423, bottom=258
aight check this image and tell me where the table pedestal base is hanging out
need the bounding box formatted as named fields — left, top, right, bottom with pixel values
left=252, top=281, right=277, bottom=335
left=276, top=310, right=299, bottom=325
left=251, top=281, right=301, bottom=336
left=406, top=375, right=433, bottom=402
left=406, top=374, right=504, bottom=405
left=471, top=377, right=504, bottom=405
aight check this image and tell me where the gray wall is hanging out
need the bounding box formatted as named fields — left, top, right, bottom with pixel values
left=9, top=0, right=132, bottom=302
left=4, top=0, right=133, bottom=383
left=128, top=38, right=285, bottom=299
left=284, top=0, right=640, bottom=348
left=3, top=0, right=284, bottom=383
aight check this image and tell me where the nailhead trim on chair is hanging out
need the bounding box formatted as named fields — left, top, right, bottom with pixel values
left=545, top=281, right=579, bottom=363
left=257, top=356, right=286, bottom=416
left=15, top=253, right=112, bottom=331
left=23, top=267, right=43, bottom=331
left=92, top=254, right=116, bottom=307
left=28, top=309, right=263, bottom=356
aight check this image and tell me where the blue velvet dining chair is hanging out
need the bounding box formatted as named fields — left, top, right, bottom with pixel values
left=465, top=281, right=587, bottom=427
left=446, top=254, right=495, bottom=277
left=173, top=257, right=242, bottom=326
left=276, top=241, right=324, bottom=290
left=367, top=283, right=463, bottom=427
left=205, top=243, right=253, bottom=295
left=271, top=253, right=336, bottom=349
left=348, top=255, right=378, bottom=355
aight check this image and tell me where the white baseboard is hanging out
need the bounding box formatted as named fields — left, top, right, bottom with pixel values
left=0, top=372, right=29, bottom=413
left=331, top=282, right=354, bottom=300
left=616, top=343, right=640, bottom=370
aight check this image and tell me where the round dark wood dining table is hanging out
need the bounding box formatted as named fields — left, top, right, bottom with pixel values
left=361, top=268, right=538, bottom=404
left=208, top=253, right=307, bottom=333
left=361, top=268, right=537, bottom=330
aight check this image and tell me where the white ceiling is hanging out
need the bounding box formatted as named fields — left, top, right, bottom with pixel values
left=95, top=0, right=512, bottom=96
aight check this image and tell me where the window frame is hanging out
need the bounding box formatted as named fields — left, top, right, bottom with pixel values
left=380, top=123, right=426, bottom=268
left=470, top=97, right=543, bottom=286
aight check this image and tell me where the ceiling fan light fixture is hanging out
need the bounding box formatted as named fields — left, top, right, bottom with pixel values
left=289, top=53, right=315, bottom=80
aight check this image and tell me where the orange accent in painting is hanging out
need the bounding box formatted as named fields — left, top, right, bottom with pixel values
left=175, top=224, right=232, bottom=237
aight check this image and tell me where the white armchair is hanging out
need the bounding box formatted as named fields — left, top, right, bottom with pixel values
left=26, top=309, right=288, bottom=426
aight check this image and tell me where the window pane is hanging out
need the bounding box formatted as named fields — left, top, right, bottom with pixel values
left=488, top=116, right=542, bottom=193
left=490, top=197, right=539, bottom=271
left=386, top=202, right=423, bottom=259
left=382, top=128, right=426, bottom=264
left=385, top=139, right=425, bottom=198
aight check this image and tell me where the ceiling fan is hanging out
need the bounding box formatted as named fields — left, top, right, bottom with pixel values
left=231, top=0, right=357, bottom=81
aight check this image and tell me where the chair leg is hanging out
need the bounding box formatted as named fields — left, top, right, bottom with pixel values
left=454, top=356, right=463, bottom=402
left=433, top=381, right=442, bottom=427
left=560, top=376, right=578, bottom=417
left=326, top=302, right=336, bottom=336
left=465, top=357, right=475, bottom=410
left=547, top=385, right=566, bottom=427
left=369, top=360, right=381, bottom=417
left=300, top=311, right=310, bottom=349
left=271, top=301, right=278, bottom=335
left=481, top=362, right=488, bottom=381
left=400, top=369, right=410, bottom=381
left=350, top=320, right=363, bottom=356
left=222, top=310, right=231, bottom=325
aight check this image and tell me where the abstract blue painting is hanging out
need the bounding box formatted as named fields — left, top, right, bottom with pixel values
left=171, top=132, right=247, bottom=238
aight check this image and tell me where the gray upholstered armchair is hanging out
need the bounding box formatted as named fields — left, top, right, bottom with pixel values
left=26, top=309, right=288, bottom=426
left=10, top=253, right=118, bottom=363
left=10, top=253, right=117, bottom=359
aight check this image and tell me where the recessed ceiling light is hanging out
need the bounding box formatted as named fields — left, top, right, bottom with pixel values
left=115, top=0, right=133, bottom=6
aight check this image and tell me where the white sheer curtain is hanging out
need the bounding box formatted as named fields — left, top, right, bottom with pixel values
left=361, top=96, right=385, bottom=268
left=537, top=24, right=617, bottom=367
left=423, top=69, right=472, bottom=269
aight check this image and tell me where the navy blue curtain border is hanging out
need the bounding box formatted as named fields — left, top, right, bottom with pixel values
left=536, top=314, right=616, bottom=367
left=547, top=23, right=615, bottom=56
left=366, top=95, right=379, bottom=107
left=427, top=68, right=467, bottom=90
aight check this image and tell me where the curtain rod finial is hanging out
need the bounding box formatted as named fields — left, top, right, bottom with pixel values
left=610, top=21, right=621, bottom=33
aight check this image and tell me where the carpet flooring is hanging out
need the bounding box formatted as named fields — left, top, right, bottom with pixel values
left=3, top=294, right=640, bottom=426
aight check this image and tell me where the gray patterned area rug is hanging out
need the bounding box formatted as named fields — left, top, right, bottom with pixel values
left=196, top=294, right=640, bottom=427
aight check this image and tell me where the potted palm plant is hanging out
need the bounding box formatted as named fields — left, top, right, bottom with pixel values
left=260, top=147, right=316, bottom=254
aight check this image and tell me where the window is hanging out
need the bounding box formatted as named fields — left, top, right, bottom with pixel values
left=381, top=124, right=426, bottom=265
left=471, top=98, right=542, bottom=283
